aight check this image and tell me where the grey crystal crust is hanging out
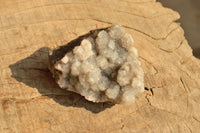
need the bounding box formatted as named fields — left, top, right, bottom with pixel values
left=49, top=25, right=144, bottom=105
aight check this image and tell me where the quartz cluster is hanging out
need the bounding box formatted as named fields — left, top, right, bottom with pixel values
left=49, top=25, right=144, bottom=105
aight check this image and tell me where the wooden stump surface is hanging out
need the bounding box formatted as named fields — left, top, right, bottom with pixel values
left=0, top=0, right=200, bottom=132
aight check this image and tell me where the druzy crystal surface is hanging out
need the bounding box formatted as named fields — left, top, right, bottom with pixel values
left=49, top=25, right=144, bottom=105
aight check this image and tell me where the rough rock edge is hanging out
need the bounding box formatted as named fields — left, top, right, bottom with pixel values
left=48, top=25, right=144, bottom=105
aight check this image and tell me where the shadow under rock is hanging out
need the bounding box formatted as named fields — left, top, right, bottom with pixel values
left=9, top=47, right=113, bottom=113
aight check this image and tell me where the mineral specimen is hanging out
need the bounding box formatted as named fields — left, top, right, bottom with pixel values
left=49, top=25, right=144, bottom=105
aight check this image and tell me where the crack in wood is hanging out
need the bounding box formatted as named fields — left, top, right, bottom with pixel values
left=184, top=121, right=193, bottom=133
left=139, top=56, right=158, bottom=75
left=10, top=2, right=88, bottom=14
left=145, top=94, right=152, bottom=105
left=144, top=87, right=154, bottom=96
left=180, top=77, right=190, bottom=93
left=0, top=94, right=70, bottom=103
left=192, top=116, right=200, bottom=123
left=123, top=24, right=180, bottom=40
left=158, top=39, right=184, bottom=53
left=115, top=10, right=173, bottom=19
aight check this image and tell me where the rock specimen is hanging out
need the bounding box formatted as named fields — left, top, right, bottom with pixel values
left=49, top=25, right=144, bottom=104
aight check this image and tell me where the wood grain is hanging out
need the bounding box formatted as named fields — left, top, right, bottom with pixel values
left=0, top=0, right=200, bottom=132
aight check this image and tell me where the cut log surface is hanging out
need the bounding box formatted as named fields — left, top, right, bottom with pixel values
left=0, top=0, right=200, bottom=132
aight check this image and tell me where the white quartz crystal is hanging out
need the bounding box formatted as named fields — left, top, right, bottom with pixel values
left=49, top=25, right=144, bottom=105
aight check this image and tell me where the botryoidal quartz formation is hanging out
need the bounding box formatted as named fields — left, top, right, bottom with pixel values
left=49, top=25, right=144, bottom=105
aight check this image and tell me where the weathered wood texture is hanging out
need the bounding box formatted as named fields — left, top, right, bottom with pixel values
left=158, top=0, right=200, bottom=58
left=0, top=0, right=200, bottom=132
